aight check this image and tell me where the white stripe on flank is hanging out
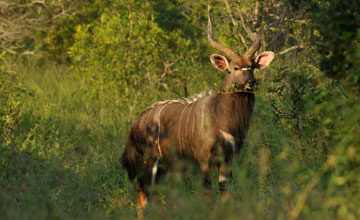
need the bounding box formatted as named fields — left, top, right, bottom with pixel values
left=138, top=91, right=213, bottom=157
left=156, top=103, right=169, bottom=157
left=185, top=103, right=195, bottom=144
left=192, top=113, right=196, bottom=138
left=178, top=104, right=188, bottom=152
left=191, top=102, right=197, bottom=138
left=201, top=97, right=211, bottom=133
left=201, top=100, right=205, bottom=131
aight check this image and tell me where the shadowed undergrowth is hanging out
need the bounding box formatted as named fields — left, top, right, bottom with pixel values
left=1, top=61, right=342, bottom=220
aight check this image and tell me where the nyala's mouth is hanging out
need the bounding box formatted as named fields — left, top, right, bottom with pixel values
left=233, top=82, right=257, bottom=92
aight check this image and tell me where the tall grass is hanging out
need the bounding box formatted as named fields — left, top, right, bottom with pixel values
left=0, top=61, right=343, bottom=219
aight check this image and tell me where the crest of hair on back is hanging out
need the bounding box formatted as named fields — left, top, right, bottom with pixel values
left=144, top=90, right=214, bottom=111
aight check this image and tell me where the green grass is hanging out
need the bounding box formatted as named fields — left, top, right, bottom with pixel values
left=0, top=61, right=358, bottom=220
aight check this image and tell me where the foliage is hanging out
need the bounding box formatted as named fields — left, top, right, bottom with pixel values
left=68, top=0, right=217, bottom=123
left=0, top=53, right=21, bottom=146
left=287, top=0, right=360, bottom=90
left=284, top=0, right=360, bottom=218
left=0, top=0, right=359, bottom=219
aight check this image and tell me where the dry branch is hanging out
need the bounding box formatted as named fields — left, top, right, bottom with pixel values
left=278, top=45, right=304, bottom=55
left=155, top=68, right=188, bottom=98
left=0, top=0, right=76, bottom=56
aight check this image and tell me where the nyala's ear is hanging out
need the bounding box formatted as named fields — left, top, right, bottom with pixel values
left=254, top=51, right=275, bottom=69
left=210, top=54, right=229, bottom=71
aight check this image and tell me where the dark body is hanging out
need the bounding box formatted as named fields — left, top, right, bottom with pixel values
left=122, top=92, right=255, bottom=186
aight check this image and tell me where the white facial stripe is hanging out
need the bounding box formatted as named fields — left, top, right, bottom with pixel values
left=242, top=67, right=252, bottom=71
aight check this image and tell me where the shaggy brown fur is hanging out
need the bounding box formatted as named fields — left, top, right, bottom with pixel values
left=121, top=91, right=254, bottom=194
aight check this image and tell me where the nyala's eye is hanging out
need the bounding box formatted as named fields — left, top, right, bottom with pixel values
left=234, top=67, right=240, bottom=71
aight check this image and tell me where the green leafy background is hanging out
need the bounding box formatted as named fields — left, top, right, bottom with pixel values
left=0, top=0, right=359, bottom=219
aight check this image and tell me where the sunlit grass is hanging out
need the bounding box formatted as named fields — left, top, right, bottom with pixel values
left=0, top=61, right=355, bottom=220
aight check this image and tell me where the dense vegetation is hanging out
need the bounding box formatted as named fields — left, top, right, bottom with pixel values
left=1, top=0, right=359, bottom=219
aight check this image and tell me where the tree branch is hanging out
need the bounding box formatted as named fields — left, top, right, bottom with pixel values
left=278, top=45, right=304, bottom=55
left=0, top=0, right=76, bottom=55
left=155, top=68, right=188, bottom=98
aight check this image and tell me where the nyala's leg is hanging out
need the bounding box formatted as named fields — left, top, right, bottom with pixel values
left=137, top=158, right=161, bottom=218
left=218, top=163, right=232, bottom=202
left=199, top=162, right=215, bottom=206
left=200, top=163, right=212, bottom=191
left=136, top=185, right=148, bottom=208
left=136, top=184, right=147, bottom=220
left=136, top=171, right=151, bottom=219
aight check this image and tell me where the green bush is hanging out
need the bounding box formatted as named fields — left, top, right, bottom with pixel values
left=1, top=0, right=359, bottom=219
